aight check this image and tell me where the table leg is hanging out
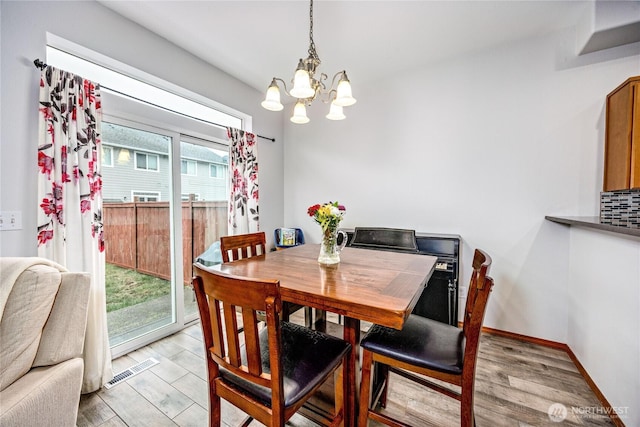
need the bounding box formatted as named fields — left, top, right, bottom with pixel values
left=314, top=309, right=327, bottom=332
left=343, top=317, right=360, bottom=426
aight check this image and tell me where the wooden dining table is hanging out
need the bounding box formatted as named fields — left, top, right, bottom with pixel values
left=212, top=243, right=437, bottom=426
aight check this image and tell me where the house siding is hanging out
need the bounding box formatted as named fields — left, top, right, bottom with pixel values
left=101, top=122, right=228, bottom=202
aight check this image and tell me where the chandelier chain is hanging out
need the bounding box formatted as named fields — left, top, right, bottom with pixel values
left=308, top=0, right=319, bottom=62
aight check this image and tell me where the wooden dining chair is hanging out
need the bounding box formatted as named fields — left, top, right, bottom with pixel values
left=358, top=249, right=494, bottom=427
left=220, top=231, right=310, bottom=324
left=192, top=264, right=351, bottom=427
left=219, top=232, right=268, bottom=262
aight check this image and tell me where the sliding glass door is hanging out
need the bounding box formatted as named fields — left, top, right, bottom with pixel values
left=45, top=44, right=246, bottom=358
left=102, top=120, right=229, bottom=356
left=180, top=138, right=229, bottom=319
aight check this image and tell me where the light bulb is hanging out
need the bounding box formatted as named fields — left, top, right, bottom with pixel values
left=333, top=72, right=356, bottom=107
left=261, top=80, right=284, bottom=111
left=326, top=102, right=346, bottom=120
left=290, top=59, right=315, bottom=99
left=290, top=101, right=310, bottom=124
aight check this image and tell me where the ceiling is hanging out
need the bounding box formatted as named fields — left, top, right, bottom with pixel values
left=98, top=0, right=591, bottom=93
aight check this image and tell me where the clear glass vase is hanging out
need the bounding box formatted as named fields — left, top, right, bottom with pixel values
left=318, top=227, right=348, bottom=265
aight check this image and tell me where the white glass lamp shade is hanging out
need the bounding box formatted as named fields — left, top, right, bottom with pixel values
left=261, top=80, right=284, bottom=111
left=333, top=73, right=357, bottom=107
left=326, top=102, right=346, bottom=120
left=290, top=101, right=310, bottom=124
left=290, top=68, right=315, bottom=99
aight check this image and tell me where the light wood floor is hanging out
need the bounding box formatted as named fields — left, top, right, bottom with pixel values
left=77, top=313, right=616, bottom=427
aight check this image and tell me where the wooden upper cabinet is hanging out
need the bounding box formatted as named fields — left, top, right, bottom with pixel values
left=604, top=76, right=640, bottom=191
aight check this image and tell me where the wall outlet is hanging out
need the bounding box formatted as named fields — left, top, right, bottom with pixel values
left=0, top=211, right=23, bottom=231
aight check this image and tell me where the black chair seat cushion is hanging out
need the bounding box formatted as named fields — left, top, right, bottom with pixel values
left=361, top=314, right=465, bottom=375
left=220, top=321, right=350, bottom=408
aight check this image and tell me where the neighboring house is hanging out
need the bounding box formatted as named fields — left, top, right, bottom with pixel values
left=101, top=122, right=228, bottom=202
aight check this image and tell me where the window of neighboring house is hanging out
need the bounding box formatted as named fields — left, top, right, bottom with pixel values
left=181, top=160, right=197, bottom=175
left=102, top=146, right=114, bottom=167
left=135, top=152, right=159, bottom=171
left=117, top=148, right=131, bottom=165
left=181, top=193, right=200, bottom=201
left=132, top=191, right=160, bottom=202
left=210, top=164, right=223, bottom=178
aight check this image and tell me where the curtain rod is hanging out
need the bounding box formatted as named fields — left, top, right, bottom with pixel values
left=33, top=58, right=276, bottom=142
left=256, top=135, right=275, bottom=142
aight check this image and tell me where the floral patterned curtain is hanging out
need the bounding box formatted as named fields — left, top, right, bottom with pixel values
left=37, top=65, right=112, bottom=393
left=226, top=127, right=259, bottom=234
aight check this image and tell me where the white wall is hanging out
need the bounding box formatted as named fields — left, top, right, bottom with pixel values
left=284, top=29, right=640, bottom=344
left=0, top=0, right=284, bottom=256
left=283, top=26, right=639, bottom=420
left=566, top=226, right=639, bottom=426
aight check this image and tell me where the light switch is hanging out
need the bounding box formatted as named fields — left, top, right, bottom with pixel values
left=0, top=211, right=23, bottom=230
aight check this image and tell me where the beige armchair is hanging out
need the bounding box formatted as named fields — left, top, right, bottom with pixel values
left=0, top=258, right=90, bottom=427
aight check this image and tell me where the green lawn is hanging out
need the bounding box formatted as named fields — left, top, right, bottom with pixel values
left=105, top=263, right=171, bottom=312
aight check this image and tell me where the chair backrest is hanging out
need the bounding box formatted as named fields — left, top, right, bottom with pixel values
left=461, top=249, right=494, bottom=384
left=192, top=263, right=285, bottom=399
left=220, top=232, right=267, bottom=262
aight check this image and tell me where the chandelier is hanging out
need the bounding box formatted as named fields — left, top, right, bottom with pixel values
left=261, top=0, right=356, bottom=124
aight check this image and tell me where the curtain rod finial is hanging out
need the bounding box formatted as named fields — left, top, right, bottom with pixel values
left=34, top=59, right=47, bottom=70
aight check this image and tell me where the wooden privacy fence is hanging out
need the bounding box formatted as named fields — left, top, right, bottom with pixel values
left=103, top=200, right=227, bottom=284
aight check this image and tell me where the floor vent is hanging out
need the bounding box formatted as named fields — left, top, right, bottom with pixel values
left=104, top=358, right=159, bottom=389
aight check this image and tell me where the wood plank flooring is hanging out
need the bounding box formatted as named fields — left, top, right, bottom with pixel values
left=77, top=313, right=616, bottom=427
